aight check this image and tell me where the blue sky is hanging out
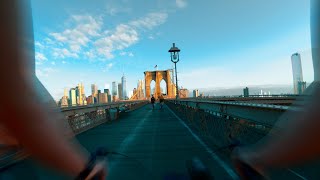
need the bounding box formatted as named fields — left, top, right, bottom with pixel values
left=31, top=0, right=313, bottom=100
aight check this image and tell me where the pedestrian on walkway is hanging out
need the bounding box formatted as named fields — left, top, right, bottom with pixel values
left=151, top=95, right=156, bottom=110
left=159, top=94, right=165, bottom=109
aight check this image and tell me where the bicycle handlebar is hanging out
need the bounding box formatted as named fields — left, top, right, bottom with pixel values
left=91, top=142, right=265, bottom=180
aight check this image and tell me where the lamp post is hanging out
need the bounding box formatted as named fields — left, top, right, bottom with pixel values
left=168, top=43, right=181, bottom=100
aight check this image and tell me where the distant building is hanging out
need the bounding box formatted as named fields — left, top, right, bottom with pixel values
left=298, top=81, right=307, bottom=95
left=112, top=95, right=117, bottom=102
left=122, top=75, right=127, bottom=100
left=179, top=88, right=189, bottom=98
left=86, top=95, right=93, bottom=105
left=69, top=88, right=77, bottom=106
left=112, top=82, right=117, bottom=96
left=243, top=87, right=249, bottom=97
left=91, top=84, right=98, bottom=103
left=118, top=83, right=123, bottom=100
left=193, top=89, right=199, bottom=98
left=291, top=53, right=304, bottom=94
left=98, top=93, right=108, bottom=104
left=104, top=89, right=111, bottom=103
left=76, top=83, right=85, bottom=105
left=138, top=80, right=145, bottom=99
left=91, top=84, right=98, bottom=95
left=60, top=96, right=69, bottom=107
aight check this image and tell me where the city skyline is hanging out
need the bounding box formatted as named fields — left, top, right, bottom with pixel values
left=32, top=0, right=314, bottom=100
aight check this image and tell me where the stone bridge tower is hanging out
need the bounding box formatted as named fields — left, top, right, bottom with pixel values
left=144, top=70, right=175, bottom=99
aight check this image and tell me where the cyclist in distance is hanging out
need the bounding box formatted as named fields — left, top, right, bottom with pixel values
left=0, top=1, right=107, bottom=179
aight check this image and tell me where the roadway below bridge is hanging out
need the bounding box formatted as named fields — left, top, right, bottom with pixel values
left=0, top=103, right=237, bottom=180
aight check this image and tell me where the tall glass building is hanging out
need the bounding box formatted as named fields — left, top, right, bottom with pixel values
left=122, top=75, right=127, bottom=99
left=118, top=83, right=123, bottom=100
left=69, top=88, right=77, bottom=106
left=291, top=53, right=304, bottom=94
left=112, top=82, right=117, bottom=96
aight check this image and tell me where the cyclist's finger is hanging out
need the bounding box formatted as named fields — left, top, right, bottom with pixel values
left=85, top=161, right=108, bottom=180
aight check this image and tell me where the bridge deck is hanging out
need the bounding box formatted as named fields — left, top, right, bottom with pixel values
left=0, top=104, right=236, bottom=179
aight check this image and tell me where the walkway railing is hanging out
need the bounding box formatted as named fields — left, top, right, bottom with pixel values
left=166, top=98, right=318, bottom=178
left=63, top=100, right=148, bottom=134
left=165, top=99, right=288, bottom=151
left=0, top=100, right=148, bottom=170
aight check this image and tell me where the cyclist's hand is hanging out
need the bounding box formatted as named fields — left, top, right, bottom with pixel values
left=85, top=161, right=108, bottom=180
left=232, top=148, right=266, bottom=179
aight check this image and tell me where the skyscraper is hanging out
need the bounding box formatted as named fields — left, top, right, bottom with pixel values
left=193, top=89, right=199, bottom=98
left=69, top=88, right=77, bottom=106
left=122, top=75, right=127, bottom=100
left=243, top=87, right=249, bottom=97
left=61, top=88, right=69, bottom=107
left=112, top=82, right=117, bottom=96
left=118, top=83, right=123, bottom=100
left=76, top=83, right=85, bottom=105
left=104, top=89, right=111, bottom=103
left=291, top=53, right=304, bottom=94
left=91, top=84, right=98, bottom=96
left=91, top=84, right=98, bottom=104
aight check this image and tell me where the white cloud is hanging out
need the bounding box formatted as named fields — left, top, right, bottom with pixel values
left=51, top=61, right=56, bottom=65
left=128, top=52, right=134, bottom=57
left=35, top=41, right=45, bottom=49
left=84, top=50, right=96, bottom=60
left=176, top=0, right=187, bottom=8
left=50, top=32, right=68, bottom=42
left=44, top=38, right=55, bottom=45
left=103, top=63, right=113, bottom=72
left=94, top=12, right=167, bottom=59
left=35, top=52, right=48, bottom=65
left=62, top=61, right=67, bottom=64
left=119, top=52, right=127, bottom=56
left=42, top=12, right=168, bottom=61
left=119, top=51, right=134, bottom=57
left=52, top=48, right=79, bottom=59
left=50, top=15, right=102, bottom=54
left=36, top=68, right=57, bottom=77
left=94, top=24, right=139, bottom=59
left=130, top=12, right=168, bottom=30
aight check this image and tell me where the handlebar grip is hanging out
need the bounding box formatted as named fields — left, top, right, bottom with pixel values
left=234, top=159, right=265, bottom=180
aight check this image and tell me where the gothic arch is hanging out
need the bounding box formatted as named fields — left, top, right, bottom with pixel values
left=144, top=70, right=174, bottom=99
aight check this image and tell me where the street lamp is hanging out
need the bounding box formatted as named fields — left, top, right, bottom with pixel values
left=168, top=43, right=181, bottom=100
